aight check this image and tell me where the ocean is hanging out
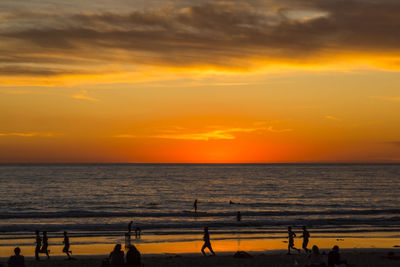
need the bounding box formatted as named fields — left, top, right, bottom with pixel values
left=1, top=164, right=400, bottom=255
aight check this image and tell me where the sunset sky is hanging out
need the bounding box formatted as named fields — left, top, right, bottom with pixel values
left=1, top=0, right=400, bottom=163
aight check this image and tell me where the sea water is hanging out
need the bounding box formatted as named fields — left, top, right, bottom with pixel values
left=1, top=164, right=400, bottom=255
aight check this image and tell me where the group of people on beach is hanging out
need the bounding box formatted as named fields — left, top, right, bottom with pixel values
left=34, top=230, right=71, bottom=261
left=5, top=224, right=349, bottom=267
left=286, top=226, right=347, bottom=267
left=102, top=244, right=141, bottom=267
left=127, top=221, right=141, bottom=239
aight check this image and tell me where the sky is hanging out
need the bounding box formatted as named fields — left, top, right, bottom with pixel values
left=1, top=0, right=400, bottom=163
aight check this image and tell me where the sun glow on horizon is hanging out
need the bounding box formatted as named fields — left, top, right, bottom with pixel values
left=1, top=0, right=400, bottom=163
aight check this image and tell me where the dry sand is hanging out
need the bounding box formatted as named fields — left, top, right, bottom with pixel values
left=1, top=249, right=400, bottom=267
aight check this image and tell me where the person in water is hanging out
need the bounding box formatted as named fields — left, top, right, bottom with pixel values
left=41, top=231, right=50, bottom=259
left=201, top=227, right=216, bottom=256
left=35, top=230, right=41, bottom=261
left=287, top=226, right=300, bottom=255
left=300, top=226, right=311, bottom=254
left=236, top=211, right=242, bottom=222
left=109, top=244, right=124, bottom=267
left=126, top=244, right=141, bottom=267
left=194, top=199, right=198, bottom=213
left=7, top=247, right=25, bottom=267
left=62, top=231, right=72, bottom=259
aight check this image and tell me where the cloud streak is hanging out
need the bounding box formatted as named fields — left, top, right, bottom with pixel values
left=369, top=96, right=400, bottom=102
left=325, top=115, right=342, bottom=122
left=73, top=90, right=99, bottom=101
left=0, top=132, right=56, bottom=137
left=114, top=126, right=292, bottom=141
left=1, top=0, right=400, bottom=82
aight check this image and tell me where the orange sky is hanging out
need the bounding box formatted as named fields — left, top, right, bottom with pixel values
left=1, top=0, right=400, bottom=163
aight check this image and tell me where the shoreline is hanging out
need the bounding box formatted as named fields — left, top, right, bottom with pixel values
left=1, top=233, right=400, bottom=257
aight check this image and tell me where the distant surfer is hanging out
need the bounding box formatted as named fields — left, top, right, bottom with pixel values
left=201, top=227, right=216, bottom=256
left=236, top=211, right=241, bottom=222
left=287, top=227, right=300, bottom=255
left=194, top=199, right=198, bottom=213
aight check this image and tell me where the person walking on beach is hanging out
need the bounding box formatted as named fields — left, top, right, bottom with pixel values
left=41, top=231, right=50, bottom=259
left=34, top=230, right=41, bottom=261
left=7, top=247, right=25, bottom=267
left=300, top=226, right=311, bottom=254
left=126, top=244, right=141, bottom=267
left=201, top=227, right=216, bottom=256
left=109, top=244, right=124, bottom=267
left=194, top=199, right=198, bottom=213
left=62, top=231, right=72, bottom=259
left=287, top=226, right=300, bottom=255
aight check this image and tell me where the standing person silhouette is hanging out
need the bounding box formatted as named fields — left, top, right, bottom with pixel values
left=41, top=231, right=50, bottom=259
left=300, top=226, right=311, bottom=254
left=34, top=230, right=41, bottom=261
left=287, top=226, right=300, bottom=255
left=63, top=231, right=72, bottom=259
left=193, top=199, right=198, bottom=213
left=201, top=227, right=216, bottom=256
left=135, top=227, right=141, bottom=239
left=128, top=221, right=133, bottom=234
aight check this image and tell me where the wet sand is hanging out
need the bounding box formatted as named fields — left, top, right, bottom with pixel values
left=1, top=249, right=400, bottom=267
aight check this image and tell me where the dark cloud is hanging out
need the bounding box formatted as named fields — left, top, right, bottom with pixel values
left=0, top=66, right=81, bottom=76
left=1, top=0, right=400, bottom=77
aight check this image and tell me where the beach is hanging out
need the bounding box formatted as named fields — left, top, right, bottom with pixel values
left=2, top=249, right=400, bottom=267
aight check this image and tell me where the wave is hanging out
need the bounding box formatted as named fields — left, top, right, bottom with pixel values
left=1, top=208, right=400, bottom=219
left=1, top=216, right=400, bottom=233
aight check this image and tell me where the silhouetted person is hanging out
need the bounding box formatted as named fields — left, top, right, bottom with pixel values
left=63, top=231, right=72, bottom=259
left=300, top=226, right=311, bottom=254
left=307, top=245, right=326, bottom=267
left=35, top=230, right=41, bottom=261
left=194, top=199, right=198, bottom=213
left=128, top=221, right=133, bottom=234
left=7, top=247, right=25, bottom=267
left=41, top=231, right=50, bottom=259
left=109, top=244, right=124, bottom=267
left=328, top=245, right=347, bottom=267
left=135, top=227, right=141, bottom=239
left=236, top=211, right=241, bottom=222
left=287, top=227, right=300, bottom=255
left=126, top=244, right=141, bottom=267
left=201, top=227, right=215, bottom=256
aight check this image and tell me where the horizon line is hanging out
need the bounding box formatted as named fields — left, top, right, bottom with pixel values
left=0, top=162, right=399, bottom=165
